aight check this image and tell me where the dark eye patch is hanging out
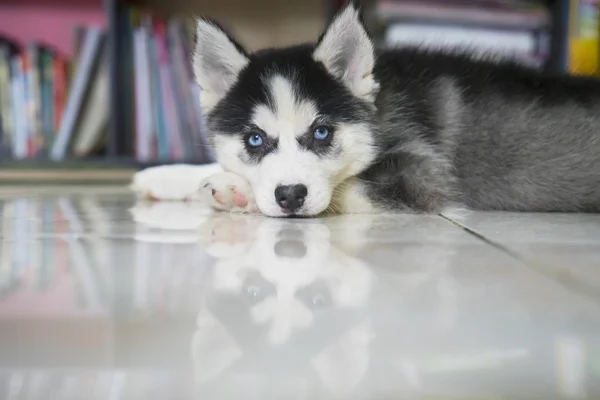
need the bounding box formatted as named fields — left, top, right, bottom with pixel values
left=297, top=121, right=336, bottom=157
left=241, top=125, right=278, bottom=164
left=296, top=280, right=332, bottom=310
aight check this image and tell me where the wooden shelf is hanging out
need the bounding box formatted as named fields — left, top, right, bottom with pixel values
left=123, top=0, right=326, bottom=51
left=0, top=158, right=204, bottom=184
left=0, top=0, right=103, bottom=7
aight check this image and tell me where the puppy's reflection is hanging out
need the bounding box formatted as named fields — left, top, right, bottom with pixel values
left=130, top=203, right=465, bottom=397
left=192, top=213, right=376, bottom=397
left=199, top=215, right=372, bottom=343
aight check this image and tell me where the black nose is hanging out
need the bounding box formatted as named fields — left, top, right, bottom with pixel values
left=274, top=184, right=308, bottom=212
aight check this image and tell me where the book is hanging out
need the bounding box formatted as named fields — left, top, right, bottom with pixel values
left=0, top=38, right=19, bottom=157
left=40, top=48, right=55, bottom=151
left=566, top=0, right=599, bottom=76
left=384, top=23, right=549, bottom=67
left=154, top=19, right=185, bottom=160
left=168, top=20, right=209, bottom=162
left=376, top=0, right=553, bottom=69
left=0, top=37, right=74, bottom=159
left=134, top=24, right=154, bottom=161
left=129, top=11, right=212, bottom=163
left=53, top=56, right=68, bottom=134
left=374, top=0, right=552, bottom=30
left=71, top=44, right=109, bottom=157
left=25, top=43, right=44, bottom=154
left=50, top=27, right=104, bottom=161
left=145, top=16, right=170, bottom=160
left=0, top=63, right=7, bottom=156
left=1, top=11, right=218, bottom=162
left=11, top=56, right=28, bottom=159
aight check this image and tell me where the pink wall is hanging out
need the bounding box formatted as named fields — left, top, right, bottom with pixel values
left=0, top=4, right=105, bottom=57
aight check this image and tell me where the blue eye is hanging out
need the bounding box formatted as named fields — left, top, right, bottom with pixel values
left=247, top=134, right=263, bottom=147
left=314, top=126, right=330, bottom=140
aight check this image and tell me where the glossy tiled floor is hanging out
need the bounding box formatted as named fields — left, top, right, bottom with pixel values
left=0, top=186, right=599, bottom=399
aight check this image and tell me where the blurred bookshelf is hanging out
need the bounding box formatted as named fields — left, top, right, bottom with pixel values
left=0, top=0, right=598, bottom=182
left=0, top=0, right=329, bottom=182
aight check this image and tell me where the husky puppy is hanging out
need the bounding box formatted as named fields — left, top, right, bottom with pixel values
left=132, top=3, right=600, bottom=217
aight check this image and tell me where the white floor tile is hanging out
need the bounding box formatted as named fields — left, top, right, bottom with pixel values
left=0, top=188, right=598, bottom=399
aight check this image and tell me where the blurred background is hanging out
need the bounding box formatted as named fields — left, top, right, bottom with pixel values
left=0, top=0, right=597, bottom=183
left=1, top=3, right=600, bottom=398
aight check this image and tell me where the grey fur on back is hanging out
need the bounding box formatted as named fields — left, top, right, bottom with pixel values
left=360, top=48, right=600, bottom=213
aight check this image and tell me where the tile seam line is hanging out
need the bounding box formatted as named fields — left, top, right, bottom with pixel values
left=438, top=213, right=600, bottom=305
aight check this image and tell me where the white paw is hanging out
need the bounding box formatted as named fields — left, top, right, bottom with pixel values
left=200, top=172, right=258, bottom=214
left=130, top=163, right=222, bottom=201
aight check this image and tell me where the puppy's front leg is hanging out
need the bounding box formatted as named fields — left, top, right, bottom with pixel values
left=131, top=163, right=223, bottom=200
left=131, top=164, right=258, bottom=214
left=200, top=172, right=259, bottom=214
left=328, top=178, right=379, bottom=215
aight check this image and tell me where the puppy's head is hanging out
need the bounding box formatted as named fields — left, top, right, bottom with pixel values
left=193, top=4, right=379, bottom=217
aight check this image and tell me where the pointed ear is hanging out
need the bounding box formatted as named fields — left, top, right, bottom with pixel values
left=193, top=19, right=249, bottom=111
left=313, top=3, right=378, bottom=101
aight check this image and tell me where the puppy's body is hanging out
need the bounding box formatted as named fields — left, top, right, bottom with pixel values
left=363, top=49, right=600, bottom=213
left=132, top=5, right=600, bottom=216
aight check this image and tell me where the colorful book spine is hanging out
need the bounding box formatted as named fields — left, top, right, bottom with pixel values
left=567, top=0, right=599, bottom=76
left=22, top=52, right=36, bottom=157
left=168, top=21, right=205, bottom=162
left=177, top=21, right=214, bottom=161
left=145, top=17, right=169, bottom=160
left=40, top=50, right=55, bottom=151
left=0, top=44, right=12, bottom=156
left=133, top=27, right=153, bottom=161
left=53, top=56, right=68, bottom=133
left=167, top=21, right=195, bottom=161
left=154, top=20, right=184, bottom=160
left=11, top=56, right=28, bottom=159
left=27, top=44, right=44, bottom=154
left=50, top=27, right=104, bottom=161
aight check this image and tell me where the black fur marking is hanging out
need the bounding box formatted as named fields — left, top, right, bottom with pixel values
left=296, top=124, right=335, bottom=157
left=207, top=45, right=372, bottom=147
left=242, top=128, right=279, bottom=164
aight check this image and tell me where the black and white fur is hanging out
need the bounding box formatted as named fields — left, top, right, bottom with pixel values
left=132, top=3, right=600, bottom=217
